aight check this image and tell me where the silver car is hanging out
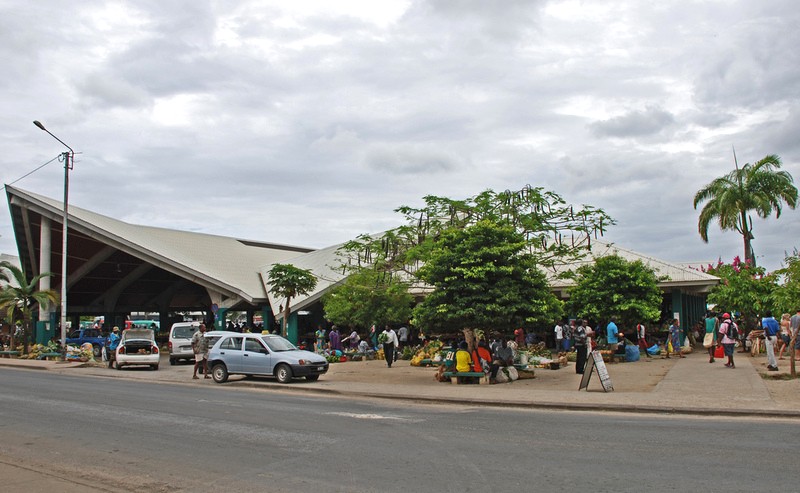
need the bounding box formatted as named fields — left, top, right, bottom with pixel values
left=208, top=333, right=329, bottom=384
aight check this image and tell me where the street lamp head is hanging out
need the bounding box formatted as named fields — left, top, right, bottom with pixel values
left=33, top=120, right=46, bottom=131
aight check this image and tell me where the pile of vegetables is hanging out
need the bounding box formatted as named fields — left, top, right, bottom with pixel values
left=66, top=343, right=94, bottom=362
left=410, top=340, right=444, bottom=366
left=526, top=342, right=551, bottom=357
left=18, top=341, right=61, bottom=359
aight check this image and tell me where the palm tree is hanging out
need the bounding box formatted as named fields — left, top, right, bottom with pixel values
left=694, top=153, right=798, bottom=267
left=267, top=263, right=318, bottom=338
left=0, top=261, right=59, bottom=354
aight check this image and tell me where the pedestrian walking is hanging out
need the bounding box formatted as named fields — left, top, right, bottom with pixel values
left=761, top=310, right=780, bottom=371
left=667, top=319, right=684, bottom=358
left=778, top=313, right=791, bottom=360
left=397, top=325, right=409, bottom=350
left=719, top=313, right=738, bottom=369
left=191, top=323, right=210, bottom=379
left=380, top=325, right=399, bottom=368
left=636, top=322, right=650, bottom=358
left=703, top=311, right=719, bottom=363
left=314, top=325, right=326, bottom=353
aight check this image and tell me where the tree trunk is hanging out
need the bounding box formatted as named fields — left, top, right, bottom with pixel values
left=462, top=328, right=475, bottom=353
left=741, top=212, right=756, bottom=266
left=22, top=313, right=31, bottom=355
left=282, top=299, right=291, bottom=338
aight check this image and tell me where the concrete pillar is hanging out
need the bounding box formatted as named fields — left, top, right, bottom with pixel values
left=287, top=312, right=299, bottom=344
left=38, top=218, right=52, bottom=344
left=216, top=308, right=228, bottom=331
left=262, top=306, right=273, bottom=333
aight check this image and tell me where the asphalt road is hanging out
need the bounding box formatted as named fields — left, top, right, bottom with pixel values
left=0, top=367, right=797, bottom=492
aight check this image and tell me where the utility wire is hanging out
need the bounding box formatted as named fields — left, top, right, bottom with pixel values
left=1, top=155, right=61, bottom=192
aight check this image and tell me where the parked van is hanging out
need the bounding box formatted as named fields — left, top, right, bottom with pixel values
left=168, top=321, right=200, bottom=365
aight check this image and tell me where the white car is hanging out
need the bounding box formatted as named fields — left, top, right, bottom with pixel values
left=115, top=328, right=160, bottom=370
left=168, top=321, right=200, bottom=365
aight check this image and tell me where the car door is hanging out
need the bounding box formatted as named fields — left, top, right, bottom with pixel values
left=216, top=336, right=245, bottom=373
left=241, top=337, right=273, bottom=375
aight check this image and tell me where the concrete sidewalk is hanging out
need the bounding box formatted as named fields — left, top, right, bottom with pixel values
left=1, top=349, right=798, bottom=418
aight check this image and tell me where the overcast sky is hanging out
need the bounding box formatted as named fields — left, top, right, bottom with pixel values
left=2, top=0, right=799, bottom=273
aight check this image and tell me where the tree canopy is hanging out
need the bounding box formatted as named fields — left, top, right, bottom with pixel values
left=693, top=153, right=797, bottom=266
left=267, top=263, right=318, bottom=337
left=322, top=269, right=413, bottom=330
left=0, top=261, right=58, bottom=352
left=703, top=257, right=776, bottom=330
left=771, top=251, right=800, bottom=376
left=338, top=185, right=613, bottom=277
left=564, top=255, right=662, bottom=329
left=412, top=219, right=562, bottom=334
left=771, top=250, right=800, bottom=315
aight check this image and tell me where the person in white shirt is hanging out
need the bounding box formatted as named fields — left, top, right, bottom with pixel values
left=397, top=325, right=409, bottom=349
left=380, top=325, right=399, bottom=368
left=554, top=321, right=563, bottom=352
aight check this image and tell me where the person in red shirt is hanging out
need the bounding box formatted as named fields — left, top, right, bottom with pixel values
left=472, top=341, right=492, bottom=373
left=514, top=328, right=526, bottom=347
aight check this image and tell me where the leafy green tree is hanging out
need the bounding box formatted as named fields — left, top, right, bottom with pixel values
left=267, top=264, right=318, bottom=338
left=412, top=220, right=562, bottom=334
left=694, top=154, right=797, bottom=266
left=0, top=261, right=59, bottom=353
left=322, top=269, right=413, bottom=330
left=564, top=255, right=662, bottom=331
left=770, top=251, right=800, bottom=377
left=338, top=185, right=613, bottom=278
left=704, top=257, right=777, bottom=331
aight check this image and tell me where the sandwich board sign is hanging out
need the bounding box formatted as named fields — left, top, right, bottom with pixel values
left=578, top=350, right=614, bottom=392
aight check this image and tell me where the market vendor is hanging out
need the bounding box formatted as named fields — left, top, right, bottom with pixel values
left=455, top=342, right=472, bottom=372
left=472, top=341, right=492, bottom=374
left=489, top=340, right=513, bottom=384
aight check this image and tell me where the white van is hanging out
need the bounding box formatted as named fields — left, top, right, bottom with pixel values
left=168, top=321, right=200, bottom=365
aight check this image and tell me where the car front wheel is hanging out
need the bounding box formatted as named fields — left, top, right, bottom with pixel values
left=93, top=345, right=102, bottom=358
left=211, top=363, right=228, bottom=383
left=305, top=374, right=320, bottom=382
left=275, top=364, right=292, bottom=384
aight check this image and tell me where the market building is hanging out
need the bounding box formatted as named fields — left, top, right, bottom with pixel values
left=4, top=185, right=718, bottom=345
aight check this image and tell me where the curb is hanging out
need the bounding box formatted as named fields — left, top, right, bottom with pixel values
left=244, top=382, right=800, bottom=419
left=2, top=360, right=799, bottom=419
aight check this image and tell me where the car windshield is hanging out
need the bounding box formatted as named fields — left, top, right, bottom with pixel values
left=173, top=326, right=197, bottom=338
left=261, top=335, right=297, bottom=352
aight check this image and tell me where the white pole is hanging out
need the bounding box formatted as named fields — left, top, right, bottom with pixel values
left=60, top=150, right=70, bottom=359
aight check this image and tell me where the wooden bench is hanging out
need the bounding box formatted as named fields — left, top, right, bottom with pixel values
left=442, top=371, right=488, bottom=385
left=0, top=351, right=20, bottom=358
left=37, top=352, right=62, bottom=360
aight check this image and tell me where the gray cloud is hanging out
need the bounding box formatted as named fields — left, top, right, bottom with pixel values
left=2, top=0, right=800, bottom=274
left=364, top=144, right=461, bottom=174
left=589, top=106, right=676, bottom=138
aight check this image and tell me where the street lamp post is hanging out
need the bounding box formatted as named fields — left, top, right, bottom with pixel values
left=33, top=120, right=74, bottom=360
